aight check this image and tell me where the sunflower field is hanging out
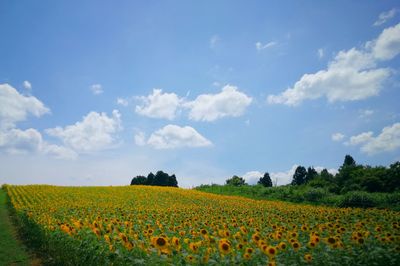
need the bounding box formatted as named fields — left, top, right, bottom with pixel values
left=3, top=185, right=400, bottom=265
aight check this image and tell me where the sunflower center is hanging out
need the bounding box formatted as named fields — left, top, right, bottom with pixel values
left=157, top=237, right=166, bottom=246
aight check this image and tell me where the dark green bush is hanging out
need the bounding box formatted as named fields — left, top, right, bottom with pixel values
left=338, top=191, right=376, bottom=208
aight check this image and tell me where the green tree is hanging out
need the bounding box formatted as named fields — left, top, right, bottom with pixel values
left=130, top=175, right=147, bottom=185
left=226, top=175, right=247, bottom=186
left=291, top=166, right=307, bottom=185
left=258, top=172, right=273, bottom=187
left=343, top=154, right=356, bottom=167
left=386, top=161, right=400, bottom=192
left=336, top=155, right=358, bottom=188
left=305, top=167, right=318, bottom=183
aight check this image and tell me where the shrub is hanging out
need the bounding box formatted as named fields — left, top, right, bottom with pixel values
left=304, top=188, right=328, bottom=202
left=338, top=191, right=376, bottom=208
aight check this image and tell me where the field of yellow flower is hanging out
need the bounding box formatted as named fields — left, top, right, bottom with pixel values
left=4, top=185, right=400, bottom=265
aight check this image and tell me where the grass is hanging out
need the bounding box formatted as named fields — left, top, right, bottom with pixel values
left=195, top=184, right=400, bottom=210
left=0, top=188, right=39, bottom=266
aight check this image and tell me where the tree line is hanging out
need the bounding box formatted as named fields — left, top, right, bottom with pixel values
left=130, top=171, right=178, bottom=187
left=225, top=155, right=400, bottom=194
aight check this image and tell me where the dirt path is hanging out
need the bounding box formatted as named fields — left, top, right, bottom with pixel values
left=0, top=189, right=40, bottom=266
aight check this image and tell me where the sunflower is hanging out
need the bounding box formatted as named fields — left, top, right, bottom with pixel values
left=267, top=260, right=276, bottom=266
left=218, top=239, right=232, bottom=254
left=246, top=248, right=254, bottom=254
left=189, top=242, right=199, bottom=253
left=240, top=226, right=248, bottom=234
left=171, top=236, right=180, bottom=246
left=252, top=233, right=261, bottom=243
left=264, top=246, right=277, bottom=258
left=326, top=236, right=336, bottom=246
left=154, top=236, right=168, bottom=249
left=243, top=253, right=251, bottom=260
left=186, top=255, right=196, bottom=263
left=291, top=241, right=301, bottom=251
left=304, top=253, right=312, bottom=263
left=200, top=228, right=208, bottom=236
left=278, top=242, right=287, bottom=250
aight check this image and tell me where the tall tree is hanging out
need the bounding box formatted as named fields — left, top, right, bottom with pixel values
left=258, top=172, right=273, bottom=187
left=336, top=155, right=357, bottom=187
left=305, top=167, right=318, bottom=183
left=343, top=155, right=356, bottom=167
left=226, top=175, right=247, bottom=186
left=291, top=166, right=307, bottom=185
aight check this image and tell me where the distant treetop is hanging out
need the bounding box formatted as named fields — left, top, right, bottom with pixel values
left=130, top=171, right=178, bottom=187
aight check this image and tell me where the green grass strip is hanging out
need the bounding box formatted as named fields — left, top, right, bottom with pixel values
left=0, top=188, right=30, bottom=266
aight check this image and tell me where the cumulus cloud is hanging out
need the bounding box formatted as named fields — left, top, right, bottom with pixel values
left=90, top=84, right=103, bottom=95
left=374, top=8, right=397, bottom=26
left=23, top=80, right=32, bottom=90
left=370, top=23, right=400, bottom=60
left=242, top=171, right=263, bottom=185
left=0, top=83, right=78, bottom=160
left=0, top=128, right=43, bottom=154
left=46, top=110, right=122, bottom=152
left=347, top=123, right=400, bottom=154
left=134, top=131, right=146, bottom=146
left=137, top=124, right=212, bottom=149
left=268, top=23, right=400, bottom=106
left=256, top=41, right=277, bottom=51
left=332, top=132, right=345, bottom=142
left=244, top=166, right=338, bottom=186
left=0, top=128, right=77, bottom=159
left=184, top=85, right=252, bottom=122
left=0, top=83, right=50, bottom=129
left=135, top=89, right=182, bottom=120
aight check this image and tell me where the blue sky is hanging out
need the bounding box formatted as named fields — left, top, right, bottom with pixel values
left=1, top=1, right=400, bottom=187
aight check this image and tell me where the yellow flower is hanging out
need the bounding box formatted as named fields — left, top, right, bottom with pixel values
left=304, top=253, right=312, bottom=263
left=218, top=239, right=232, bottom=254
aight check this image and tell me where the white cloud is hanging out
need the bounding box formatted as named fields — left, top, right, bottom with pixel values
left=370, top=23, right=400, bottom=60
left=40, top=143, right=78, bottom=160
left=347, top=123, right=400, bottom=155
left=184, top=85, right=252, bottom=122
left=242, top=171, right=263, bottom=185
left=210, top=35, right=220, bottom=49
left=117, top=97, right=129, bottom=106
left=46, top=110, right=122, bottom=152
left=268, top=23, right=400, bottom=106
left=317, top=48, right=324, bottom=59
left=90, top=84, right=103, bottom=95
left=374, top=8, right=397, bottom=26
left=0, top=128, right=42, bottom=154
left=0, top=83, right=50, bottom=129
left=256, top=41, right=277, bottom=51
left=332, top=132, right=345, bottom=142
left=140, top=124, right=212, bottom=149
left=270, top=165, right=298, bottom=186
left=23, top=80, right=32, bottom=90
left=0, top=128, right=77, bottom=159
left=134, top=131, right=146, bottom=146
left=135, top=89, right=181, bottom=120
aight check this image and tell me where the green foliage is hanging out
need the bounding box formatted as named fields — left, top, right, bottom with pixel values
left=257, top=172, right=272, bottom=187
left=337, top=191, right=376, bottom=208
left=291, top=166, right=307, bottom=185
left=225, top=175, right=247, bottom=186
left=130, top=171, right=178, bottom=187
left=0, top=189, right=30, bottom=266
left=305, top=167, right=318, bottom=183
